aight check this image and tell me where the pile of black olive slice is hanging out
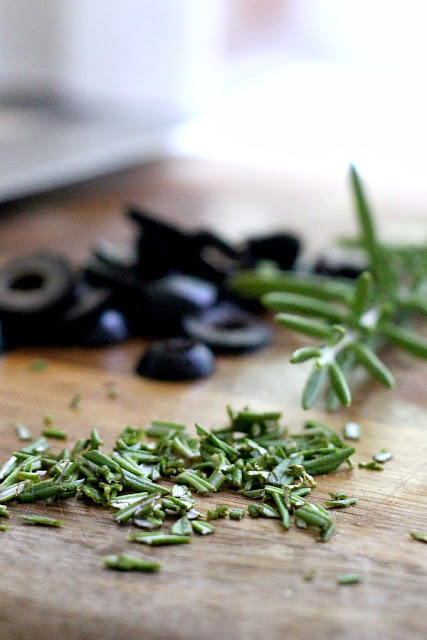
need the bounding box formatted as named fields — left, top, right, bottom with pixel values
left=0, top=206, right=362, bottom=381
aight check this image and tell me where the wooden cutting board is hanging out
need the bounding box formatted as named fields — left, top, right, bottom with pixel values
left=0, top=349, right=425, bottom=640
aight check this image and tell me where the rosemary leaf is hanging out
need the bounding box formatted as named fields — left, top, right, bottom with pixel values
left=104, top=553, right=161, bottom=572
left=19, top=514, right=64, bottom=527
left=337, top=573, right=362, bottom=585
left=410, top=531, right=427, bottom=543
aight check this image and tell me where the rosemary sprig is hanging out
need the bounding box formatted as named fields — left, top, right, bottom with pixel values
left=229, top=165, right=427, bottom=409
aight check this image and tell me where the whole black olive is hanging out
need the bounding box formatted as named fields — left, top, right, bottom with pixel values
left=183, top=302, right=272, bottom=354
left=135, top=337, right=215, bottom=381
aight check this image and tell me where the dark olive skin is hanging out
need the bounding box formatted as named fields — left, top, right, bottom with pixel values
left=135, top=338, right=216, bottom=381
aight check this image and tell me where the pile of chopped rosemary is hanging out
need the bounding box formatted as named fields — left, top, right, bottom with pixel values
left=0, top=407, right=356, bottom=570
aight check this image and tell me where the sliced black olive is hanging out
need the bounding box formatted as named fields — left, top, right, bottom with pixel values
left=76, top=309, right=130, bottom=347
left=129, top=207, right=242, bottom=283
left=243, top=233, right=301, bottom=271
left=56, top=281, right=112, bottom=344
left=313, top=248, right=368, bottom=279
left=0, top=252, right=75, bottom=317
left=135, top=338, right=215, bottom=381
left=141, top=274, right=218, bottom=335
left=0, top=252, right=76, bottom=346
left=182, top=302, right=272, bottom=354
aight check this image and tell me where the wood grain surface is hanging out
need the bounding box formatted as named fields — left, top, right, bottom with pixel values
left=0, top=159, right=426, bottom=640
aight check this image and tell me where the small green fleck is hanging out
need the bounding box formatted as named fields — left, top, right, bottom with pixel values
left=43, top=414, right=54, bottom=427
left=358, top=461, right=383, bottom=471
left=69, top=393, right=81, bottom=409
left=410, top=531, right=427, bottom=543
left=19, top=514, right=64, bottom=527
left=29, top=359, right=48, bottom=372
left=42, top=428, right=67, bottom=440
left=0, top=524, right=9, bottom=532
left=337, top=573, right=362, bottom=585
left=14, top=423, right=32, bottom=441
left=0, top=505, right=9, bottom=518
left=192, top=520, right=215, bottom=535
left=104, top=553, right=161, bottom=572
left=303, top=568, right=318, bottom=581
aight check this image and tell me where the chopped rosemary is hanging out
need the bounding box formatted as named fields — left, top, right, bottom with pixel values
left=192, top=521, right=215, bottom=535
left=373, top=449, right=393, bottom=463
left=14, top=423, right=32, bottom=441
left=69, top=393, right=81, bottom=409
left=0, top=505, right=9, bottom=518
left=0, top=524, right=9, bottom=532
left=343, top=422, right=361, bottom=441
left=206, top=503, right=228, bottom=520
left=103, top=553, right=161, bottom=572
left=43, top=414, right=54, bottom=426
left=410, top=531, right=427, bottom=543
left=325, top=496, right=357, bottom=509
left=19, top=514, right=64, bottom=527
left=0, top=406, right=362, bottom=573
left=358, top=461, right=383, bottom=471
left=42, top=428, right=67, bottom=440
left=337, top=573, right=362, bottom=585
left=229, top=508, right=245, bottom=520
left=303, top=568, right=318, bottom=581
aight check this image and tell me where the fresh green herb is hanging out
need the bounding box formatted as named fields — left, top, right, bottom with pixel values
left=343, top=422, right=361, bottom=441
left=103, top=553, right=161, bottom=572
left=229, top=165, right=427, bottom=410
left=0, top=505, right=9, bottom=518
left=410, top=531, right=427, bottom=543
left=373, top=449, right=392, bottom=463
left=129, top=532, right=191, bottom=546
left=69, top=393, right=81, bottom=409
left=337, top=573, right=362, bottom=585
left=358, top=461, right=384, bottom=471
left=325, top=497, right=357, bottom=508
left=192, top=521, right=215, bottom=535
left=206, top=503, right=228, bottom=520
left=170, top=515, right=193, bottom=536
left=0, top=524, right=9, bottom=532
left=19, top=514, right=64, bottom=527
left=14, top=423, right=32, bottom=441
left=28, top=359, right=49, bottom=372
left=42, top=414, right=54, bottom=427
left=42, top=428, right=67, bottom=440
left=229, top=508, right=245, bottom=520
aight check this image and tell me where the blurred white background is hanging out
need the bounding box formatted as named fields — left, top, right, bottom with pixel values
left=1, top=0, right=427, bottom=199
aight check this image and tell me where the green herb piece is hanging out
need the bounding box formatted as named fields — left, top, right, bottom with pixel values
left=271, top=492, right=290, bottom=530
left=20, top=438, right=49, bottom=454
left=343, top=422, right=361, bottom=441
left=129, top=532, right=191, bottom=546
left=302, top=447, right=355, bottom=475
left=170, top=515, right=193, bottom=536
left=0, top=505, right=9, bottom=518
left=325, top=497, right=357, bottom=509
left=294, top=503, right=333, bottom=530
left=410, top=531, right=427, bottom=543
left=42, top=428, right=67, bottom=440
left=0, top=481, right=28, bottom=503
left=358, top=461, right=384, bottom=471
left=373, top=449, right=392, bottom=463
left=206, top=503, right=228, bottom=520
left=229, top=508, right=245, bottom=520
left=176, top=471, right=216, bottom=493
left=0, top=524, right=9, bottom=532
left=303, top=568, right=318, bottom=581
left=14, top=423, right=32, bottom=441
left=43, top=414, right=54, bottom=427
left=69, top=393, right=81, bottom=409
left=337, top=573, right=362, bottom=585
left=19, top=514, right=64, bottom=527
left=229, top=165, right=427, bottom=410
left=192, top=520, right=215, bottom=535
left=0, top=456, right=18, bottom=481
left=28, top=359, right=49, bottom=372
left=320, top=522, right=336, bottom=542
left=103, top=553, right=161, bottom=572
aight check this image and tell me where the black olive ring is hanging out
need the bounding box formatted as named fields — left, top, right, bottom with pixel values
left=136, top=338, right=215, bottom=381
